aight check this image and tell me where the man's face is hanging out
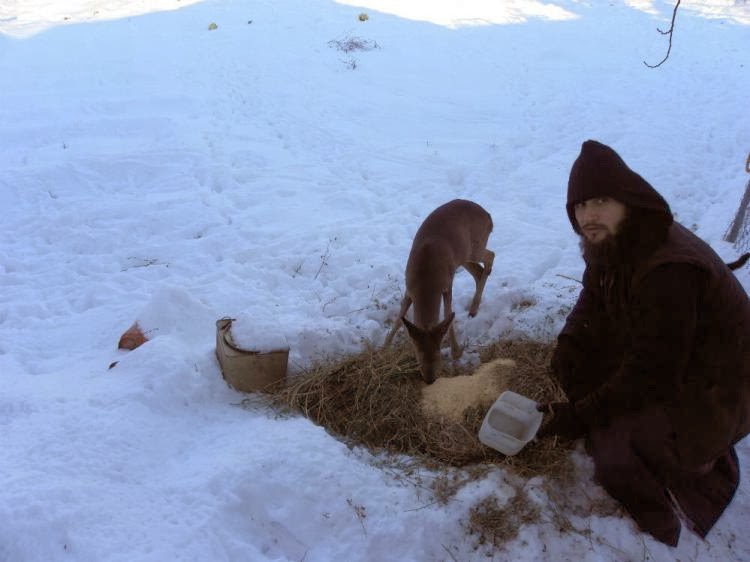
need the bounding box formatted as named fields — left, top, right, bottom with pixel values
left=574, top=197, right=627, bottom=243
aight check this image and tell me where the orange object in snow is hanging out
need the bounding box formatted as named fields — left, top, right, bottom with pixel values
left=118, top=322, right=148, bottom=350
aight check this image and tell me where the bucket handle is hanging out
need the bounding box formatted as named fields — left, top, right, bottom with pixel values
left=216, top=317, right=260, bottom=355
left=216, top=317, right=288, bottom=355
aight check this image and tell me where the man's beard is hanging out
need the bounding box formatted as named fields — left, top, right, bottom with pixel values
left=580, top=230, right=623, bottom=268
left=580, top=208, right=670, bottom=268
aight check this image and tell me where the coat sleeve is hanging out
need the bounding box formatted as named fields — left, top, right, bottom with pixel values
left=552, top=266, right=614, bottom=401
left=574, top=262, right=704, bottom=427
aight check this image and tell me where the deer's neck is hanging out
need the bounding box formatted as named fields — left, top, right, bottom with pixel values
left=411, top=289, right=443, bottom=328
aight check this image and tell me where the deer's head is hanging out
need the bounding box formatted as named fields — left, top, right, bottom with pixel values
left=402, top=312, right=454, bottom=384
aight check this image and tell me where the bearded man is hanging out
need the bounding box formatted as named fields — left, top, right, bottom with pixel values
left=538, top=140, right=750, bottom=546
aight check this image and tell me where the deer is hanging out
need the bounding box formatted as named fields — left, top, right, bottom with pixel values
left=384, top=199, right=494, bottom=384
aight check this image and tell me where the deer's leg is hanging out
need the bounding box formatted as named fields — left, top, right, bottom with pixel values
left=384, top=295, right=412, bottom=347
left=464, top=262, right=484, bottom=283
left=464, top=263, right=485, bottom=317
left=465, top=248, right=495, bottom=317
left=442, top=290, right=463, bottom=360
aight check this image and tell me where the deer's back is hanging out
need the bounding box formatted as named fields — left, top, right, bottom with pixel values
left=408, top=199, right=492, bottom=266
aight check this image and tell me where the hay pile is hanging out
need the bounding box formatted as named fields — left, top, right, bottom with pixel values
left=265, top=338, right=619, bottom=551
left=270, top=338, right=571, bottom=475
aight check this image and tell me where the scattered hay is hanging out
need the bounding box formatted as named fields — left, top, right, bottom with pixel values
left=327, top=36, right=379, bottom=53
left=267, top=337, right=592, bottom=549
left=466, top=489, right=541, bottom=548
left=270, top=337, right=573, bottom=474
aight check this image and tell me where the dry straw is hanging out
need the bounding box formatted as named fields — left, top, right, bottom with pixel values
left=270, top=337, right=573, bottom=477
left=265, top=337, right=601, bottom=548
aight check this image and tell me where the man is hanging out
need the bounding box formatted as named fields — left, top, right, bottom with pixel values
left=538, top=140, right=750, bottom=546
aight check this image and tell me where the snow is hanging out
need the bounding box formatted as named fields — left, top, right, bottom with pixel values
left=1, top=0, right=749, bottom=560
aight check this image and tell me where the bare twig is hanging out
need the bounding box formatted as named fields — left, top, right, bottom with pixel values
left=346, top=498, right=367, bottom=536
left=314, top=237, right=336, bottom=280
left=644, top=0, right=681, bottom=68
left=441, top=544, right=459, bottom=562
left=724, top=179, right=750, bottom=244
left=555, top=274, right=582, bottom=285
left=405, top=500, right=440, bottom=512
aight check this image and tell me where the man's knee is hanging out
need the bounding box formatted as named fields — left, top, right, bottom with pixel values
left=592, top=453, right=637, bottom=491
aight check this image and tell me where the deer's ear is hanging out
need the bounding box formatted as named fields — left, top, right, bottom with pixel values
left=435, top=312, right=455, bottom=336
left=427, top=313, right=454, bottom=344
left=402, top=316, right=422, bottom=339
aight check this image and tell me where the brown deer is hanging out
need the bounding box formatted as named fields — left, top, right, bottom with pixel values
left=384, top=199, right=494, bottom=384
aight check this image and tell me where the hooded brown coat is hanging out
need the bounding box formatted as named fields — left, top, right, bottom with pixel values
left=554, top=140, right=750, bottom=544
left=557, top=221, right=750, bottom=463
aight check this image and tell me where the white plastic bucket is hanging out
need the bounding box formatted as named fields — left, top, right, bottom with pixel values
left=478, top=390, right=543, bottom=456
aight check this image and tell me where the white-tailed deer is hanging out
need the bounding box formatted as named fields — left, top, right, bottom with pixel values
left=385, top=199, right=494, bottom=384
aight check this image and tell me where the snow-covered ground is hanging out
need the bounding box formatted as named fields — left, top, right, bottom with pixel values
left=1, top=1, right=749, bottom=560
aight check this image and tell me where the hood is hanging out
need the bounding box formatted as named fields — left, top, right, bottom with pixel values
left=566, top=140, right=673, bottom=234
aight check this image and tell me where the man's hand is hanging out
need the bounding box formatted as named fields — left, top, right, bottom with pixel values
left=536, top=401, right=587, bottom=440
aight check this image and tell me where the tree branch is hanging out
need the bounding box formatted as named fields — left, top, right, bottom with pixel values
left=644, top=0, right=681, bottom=68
